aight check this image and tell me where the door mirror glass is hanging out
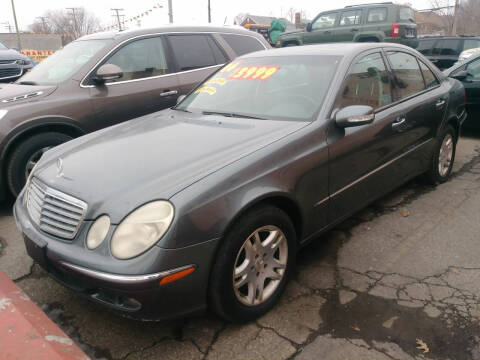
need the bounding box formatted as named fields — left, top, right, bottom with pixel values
left=176, top=94, right=186, bottom=105
left=95, top=64, right=123, bottom=83
left=306, top=22, right=312, bottom=32
left=450, top=70, right=468, bottom=81
left=335, top=105, right=375, bottom=128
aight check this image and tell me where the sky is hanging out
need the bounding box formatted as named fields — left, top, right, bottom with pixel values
left=0, top=0, right=438, bottom=33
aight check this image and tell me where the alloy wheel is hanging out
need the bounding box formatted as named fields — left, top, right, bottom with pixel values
left=438, top=134, right=453, bottom=177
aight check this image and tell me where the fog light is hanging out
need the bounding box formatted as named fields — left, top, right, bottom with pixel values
left=86, top=215, right=111, bottom=249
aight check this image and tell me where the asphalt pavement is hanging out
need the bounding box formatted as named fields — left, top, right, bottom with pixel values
left=1, top=132, right=480, bottom=360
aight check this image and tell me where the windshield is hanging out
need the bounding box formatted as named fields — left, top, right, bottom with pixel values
left=18, top=39, right=111, bottom=85
left=399, top=7, right=415, bottom=22
left=177, top=55, right=341, bottom=121
left=0, top=42, right=7, bottom=50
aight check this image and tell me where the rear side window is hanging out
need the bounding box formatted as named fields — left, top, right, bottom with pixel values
left=337, top=52, right=393, bottom=110
left=432, top=39, right=461, bottom=56
left=168, top=34, right=226, bottom=71
left=221, top=34, right=265, bottom=56
left=367, top=8, right=387, bottom=23
left=418, top=60, right=439, bottom=88
left=105, top=37, right=169, bottom=82
left=416, top=39, right=436, bottom=55
left=340, top=10, right=362, bottom=26
left=387, top=51, right=426, bottom=99
left=463, top=39, right=480, bottom=51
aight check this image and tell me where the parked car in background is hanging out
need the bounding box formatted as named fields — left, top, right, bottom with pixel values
left=14, top=43, right=465, bottom=322
left=279, top=2, right=418, bottom=48
left=416, top=36, right=480, bottom=70
left=0, top=42, right=34, bottom=83
left=0, top=25, right=270, bottom=199
left=444, top=52, right=480, bottom=128
left=456, top=47, right=480, bottom=65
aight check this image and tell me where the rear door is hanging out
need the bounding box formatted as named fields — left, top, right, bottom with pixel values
left=303, top=12, right=339, bottom=44
left=88, top=35, right=179, bottom=128
left=335, top=9, right=363, bottom=42
left=166, top=34, right=228, bottom=97
left=327, top=51, right=401, bottom=221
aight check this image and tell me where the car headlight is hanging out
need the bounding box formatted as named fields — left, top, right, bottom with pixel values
left=16, top=59, right=30, bottom=65
left=111, top=201, right=174, bottom=260
left=86, top=215, right=111, bottom=249
left=0, top=110, right=7, bottom=121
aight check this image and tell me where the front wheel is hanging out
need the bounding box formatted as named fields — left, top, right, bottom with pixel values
left=424, top=125, right=456, bottom=184
left=209, top=206, right=296, bottom=322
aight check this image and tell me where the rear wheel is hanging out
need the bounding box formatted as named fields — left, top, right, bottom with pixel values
left=209, top=205, right=296, bottom=322
left=6, top=132, right=72, bottom=196
left=423, top=125, right=456, bottom=184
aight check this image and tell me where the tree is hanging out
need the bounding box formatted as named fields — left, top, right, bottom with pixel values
left=456, top=0, right=480, bottom=35
left=29, top=8, right=101, bottom=39
left=428, top=0, right=455, bottom=35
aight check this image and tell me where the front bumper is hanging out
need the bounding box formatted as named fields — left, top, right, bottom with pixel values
left=14, top=196, right=219, bottom=321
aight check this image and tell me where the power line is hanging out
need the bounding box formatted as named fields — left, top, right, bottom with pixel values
left=111, top=8, right=125, bottom=31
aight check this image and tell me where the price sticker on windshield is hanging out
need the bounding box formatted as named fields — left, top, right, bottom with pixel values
left=220, top=61, right=241, bottom=74
left=228, top=66, right=280, bottom=81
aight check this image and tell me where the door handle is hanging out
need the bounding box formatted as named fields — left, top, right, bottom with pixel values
left=435, top=99, right=446, bottom=108
left=160, top=90, right=178, bottom=97
left=392, top=116, right=406, bottom=128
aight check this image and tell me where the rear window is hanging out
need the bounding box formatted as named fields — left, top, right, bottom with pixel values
left=221, top=34, right=265, bottom=56
left=367, top=8, right=387, bottom=23
left=432, top=39, right=461, bottom=56
left=416, top=39, right=436, bottom=55
left=399, top=7, right=414, bottom=22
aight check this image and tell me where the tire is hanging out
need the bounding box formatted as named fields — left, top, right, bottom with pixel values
left=6, top=132, right=73, bottom=196
left=423, top=125, right=456, bottom=184
left=209, top=205, right=297, bottom=322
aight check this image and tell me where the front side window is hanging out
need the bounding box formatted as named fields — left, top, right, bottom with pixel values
left=169, top=34, right=226, bottom=71
left=105, top=37, right=169, bottom=82
left=176, top=55, right=341, bottom=121
left=221, top=34, right=265, bottom=56
left=432, top=39, right=460, bottom=56
left=418, top=60, right=439, bottom=88
left=367, top=8, right=387, bottom=23
left=463, top=39, right=480, bottom=52
left=19, top=39, right=111, bottom=85
left=466, top=58, right=480, bottom=80
left=312, top=13, right=338, bottom=29
left=340, top=10, right=362, bottom=26
left=336, top=52, right=393, bottom=110
left=387, top=51, right=425, bottom=99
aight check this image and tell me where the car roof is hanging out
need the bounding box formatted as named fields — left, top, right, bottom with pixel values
left=240, top=42, right=413, bottom=58
left=79, top=25, right=262, bottom=42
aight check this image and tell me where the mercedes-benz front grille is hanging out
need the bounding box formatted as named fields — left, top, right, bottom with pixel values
left=25, top=178, right=88, bottom=239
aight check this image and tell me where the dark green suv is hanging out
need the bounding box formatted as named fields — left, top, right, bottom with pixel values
left=279, top=2, right=418, bottom=48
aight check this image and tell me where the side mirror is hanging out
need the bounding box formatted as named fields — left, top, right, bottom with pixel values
left=306, top=23, right=312, bottom=32
left=176, top=94, right=186, bottom=105
left=94, top=64, right=123, bottom=84
left=450, top=70, right=468, bottom=81
left=335, top=105, right=375, bottom=128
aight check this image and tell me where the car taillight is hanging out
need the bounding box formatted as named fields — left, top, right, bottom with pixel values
left=392, top=23, right=400, bottom=38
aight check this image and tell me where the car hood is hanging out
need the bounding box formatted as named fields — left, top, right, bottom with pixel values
left=35, top=109, right=308, bottom=221
left=0, top=48, right=24, bottom=61
left=0, top=83, right=57, bottom=105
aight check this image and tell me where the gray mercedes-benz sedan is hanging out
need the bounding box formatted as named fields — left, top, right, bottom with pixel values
left=14, top=43, right=465, bottom=322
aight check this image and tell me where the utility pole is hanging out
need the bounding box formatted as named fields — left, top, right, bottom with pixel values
left=208, top=0, right=211, bottom=23
left=10, top=0, right=22, bottom=50
left=111, top=8, right=125, bottom=31
left=451, top=0, right=460, bottom=35
left=36, top=16, right=48, bottom=33
left=168, top=0, right=173, bottom=23
left=66, top=7, right=80, bottom=38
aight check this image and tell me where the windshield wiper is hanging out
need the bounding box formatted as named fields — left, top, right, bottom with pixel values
left=17, top=81, right=37, bottom=85
left=202, top=110, right=266, bottom=120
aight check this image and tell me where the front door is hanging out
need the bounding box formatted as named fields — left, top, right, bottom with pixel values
left=303, top=12, right=339, bottom=44
left=88, top=35, right=179, bottom=129
left=327, top=51, right=400, bottom=222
